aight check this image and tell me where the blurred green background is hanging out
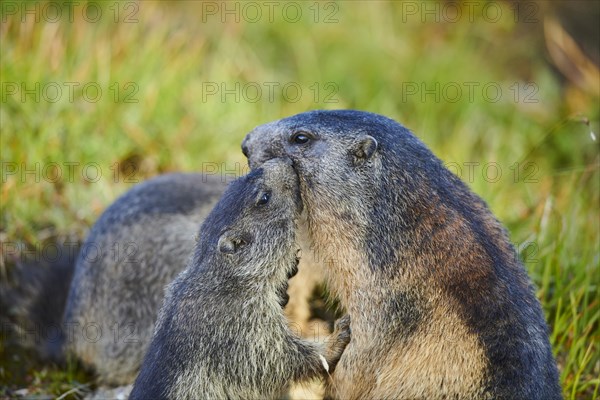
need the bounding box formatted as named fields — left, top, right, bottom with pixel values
left=1, top=0, right=598, bottom=398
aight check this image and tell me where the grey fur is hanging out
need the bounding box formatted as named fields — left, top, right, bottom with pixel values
left=130, top=159, right=351, bottom=400
left=62, top=173, right=227, bottom=384
left=242, top=110, right=561, bottom=399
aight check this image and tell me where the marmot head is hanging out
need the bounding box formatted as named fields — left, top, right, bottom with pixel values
left=242, top=110, right=451, bottom=271
left=195, top=158, right=302, bottom=284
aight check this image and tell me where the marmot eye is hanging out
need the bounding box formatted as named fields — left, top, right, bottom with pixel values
left=257, top=192, right=271, bottom=206
left=291, top=132, right=311, bottom=145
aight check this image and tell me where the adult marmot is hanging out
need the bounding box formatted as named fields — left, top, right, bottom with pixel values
left=130, top=159, right=350, bottom=399
left=242, top=110, right=561, bottom=399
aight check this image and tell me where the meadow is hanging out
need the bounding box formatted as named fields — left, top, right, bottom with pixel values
left=1, top=1, right=598, bottom=398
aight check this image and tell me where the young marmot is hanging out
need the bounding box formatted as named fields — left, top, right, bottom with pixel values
left=130, top=159, right=350, bottom=399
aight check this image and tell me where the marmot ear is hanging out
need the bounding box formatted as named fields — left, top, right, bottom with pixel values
left=218, top=234, right=248, bottom=254
left=351, top=135, right=378, bottom=165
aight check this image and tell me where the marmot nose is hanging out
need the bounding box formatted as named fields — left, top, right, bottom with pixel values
left=241, top=143, right=250, bottom=158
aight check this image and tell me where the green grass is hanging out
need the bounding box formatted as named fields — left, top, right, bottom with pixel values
left=1, top=1, right=599, bottom=398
